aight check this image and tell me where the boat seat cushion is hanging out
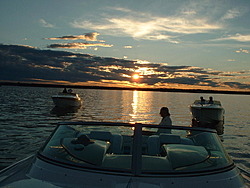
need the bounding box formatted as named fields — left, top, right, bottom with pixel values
left=147, top=135, right=160, bottom=156
left=160, top=134, right=194, bottom=145
left=180, top=137, right=194, bottom=145
left=89, top=131, right=112, bottom=141
left=148, top=134, right=182, bottom=156
left=102, top=154, right=172, bottom=171
left=147, top=134, right=194, bottom=155
left=89, top=131, right=123, bottom=154
left=110, top=134, right=123, bottom=154
left=160, top=134, right=181, bottom=144
left=163, top=144, right=209, bottom=169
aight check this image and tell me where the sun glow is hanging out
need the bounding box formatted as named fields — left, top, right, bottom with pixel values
left=132, top=74, right=140, bottom=80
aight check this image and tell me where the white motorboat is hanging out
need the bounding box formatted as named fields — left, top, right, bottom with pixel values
left=0, top=121, right=248, bottom=187
left=189, top=97, right=225, bottom=135
left=51, top=88, right=82, bottom=107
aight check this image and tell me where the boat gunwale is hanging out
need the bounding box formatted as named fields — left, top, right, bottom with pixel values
left=36, top=151, right=237, bottom=178
left=51, top=96, right=81, bottom=101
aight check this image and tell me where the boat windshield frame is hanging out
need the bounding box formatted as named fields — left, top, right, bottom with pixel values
left=38, top=121, right=234, bottom=176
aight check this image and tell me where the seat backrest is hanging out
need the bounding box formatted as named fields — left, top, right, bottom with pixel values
left=160, top=134, right=181, bottom=144
left=89, top=131, right=111, bottom=141
left=122, top=135, right=133, bottom=154
left=148, top=134, right=181, bottom=156
left=160, top=134, right=194, bottom=145
left=89, top=131, right=123, bottom=154
left=180, top=137, right=194, bottom=145
left=148, top=134, right=194, bottom=156
left=147, top=135, right=160, bottom=155
left=110, top=134, right=123, bottom=154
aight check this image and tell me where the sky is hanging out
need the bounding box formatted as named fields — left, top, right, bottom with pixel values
left=0, top=0, right=250, bottom=91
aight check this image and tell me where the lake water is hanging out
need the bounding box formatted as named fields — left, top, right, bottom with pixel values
left=0, top=86, right=249, bottom=172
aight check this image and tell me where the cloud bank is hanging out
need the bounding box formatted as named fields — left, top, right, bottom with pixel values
left=0, top=44, right=249, bottom=91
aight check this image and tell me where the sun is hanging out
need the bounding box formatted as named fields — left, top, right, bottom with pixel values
left=132, top=74, right=140, bottom=80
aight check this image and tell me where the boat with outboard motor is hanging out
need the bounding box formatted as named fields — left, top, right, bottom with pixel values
left=51, top=88, right=82, bottom=107
left=189, top=97, right=225, bottom=135
left=0, top=121, right=248, bottom=187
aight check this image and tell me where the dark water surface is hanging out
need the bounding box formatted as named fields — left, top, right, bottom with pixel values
left=0, top=86, right=249, bottom=171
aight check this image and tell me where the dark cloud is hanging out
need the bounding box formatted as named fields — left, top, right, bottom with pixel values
left=0, top=44, right=249, bottom=91
left=47, top=42, right=113, bottom=49
left=222, top=82, right=250, bottom=89
left=44, top=32, right=113, bottom=49
left=44, top=32, right=100, bottom=41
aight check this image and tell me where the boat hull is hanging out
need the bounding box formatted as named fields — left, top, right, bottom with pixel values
left=52, top=96, right=82, bottom=107
left=0, top=155, right=247, bottom=188
left=190, top=105, right=225, bottom=122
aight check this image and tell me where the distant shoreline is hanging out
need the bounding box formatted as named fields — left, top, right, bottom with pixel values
left=1, top=81, right=250, bottom=95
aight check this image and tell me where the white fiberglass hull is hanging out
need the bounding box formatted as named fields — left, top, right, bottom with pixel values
left=189, top=100, right=225, bottom=135
left=52, top=94, right=82, bottom=107
left=190, top=104, right=225, bottom=122
left=0, top=155, right=247, bottom=188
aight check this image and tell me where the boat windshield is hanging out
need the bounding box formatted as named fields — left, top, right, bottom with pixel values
left=39, top=122, right=233, bottom=175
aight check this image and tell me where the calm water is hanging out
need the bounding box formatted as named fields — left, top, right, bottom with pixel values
left=0, top=86, right=249, bottom=171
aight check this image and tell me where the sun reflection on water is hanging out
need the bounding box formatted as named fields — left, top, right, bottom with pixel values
left=129, top=90, right=138, bottom=123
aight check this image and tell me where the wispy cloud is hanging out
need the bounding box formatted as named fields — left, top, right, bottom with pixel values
left=106, top=7, right=132, bottom=13
left=70, top=8, right=221, bottom=43
left=212, top=33, right=250, bottom=42
left=220, top=7, right=247, bottom=20
left=124, top=46, right=133, bottom=49
left=236, top=48, right=249, bottom=53
left=39, top=19, right=55, bottom=28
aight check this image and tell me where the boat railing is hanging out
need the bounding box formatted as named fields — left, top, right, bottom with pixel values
left=58, top=92, right=76, bottom=95
left=58, top=121, right=218, bottom=133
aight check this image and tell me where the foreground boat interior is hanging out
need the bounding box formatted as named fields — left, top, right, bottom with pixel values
left=42, top=122, right=231, bottom=172
left=0, top=121, right=248, bottom=187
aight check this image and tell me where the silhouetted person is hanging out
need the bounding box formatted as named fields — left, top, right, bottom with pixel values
left=208, top=96, right=213, bottom=104
left=200, top=96, right=205, bottom=104
left=63, top=88, right=67, bottom=93
left=158, top=107, right=172, bottom=134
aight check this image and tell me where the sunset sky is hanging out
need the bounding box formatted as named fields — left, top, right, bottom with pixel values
left=1, top=0, right=250, bottom=91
